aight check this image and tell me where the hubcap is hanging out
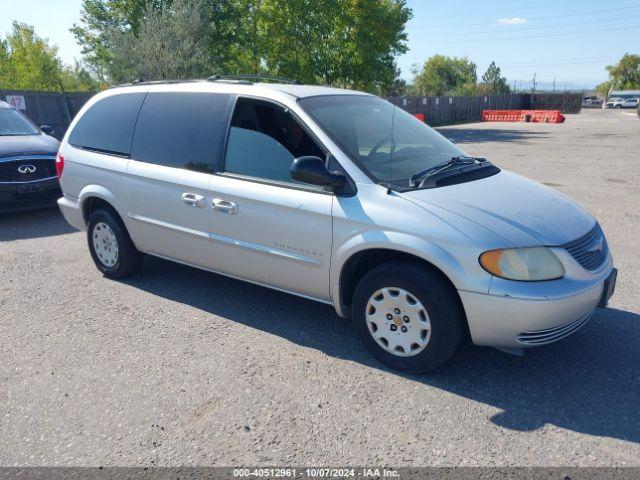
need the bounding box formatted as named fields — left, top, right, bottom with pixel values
left=365, top=287, right=431, bottom=357
left=92, top=222, right=119, bottom=268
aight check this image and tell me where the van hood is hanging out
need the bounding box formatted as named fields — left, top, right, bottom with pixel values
left=399, top=170, right=594, bottom=246
left=0, top=134, right=59, bottom=157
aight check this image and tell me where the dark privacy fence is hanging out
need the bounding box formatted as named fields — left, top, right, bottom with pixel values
left=0, top=90, right=94, bottom=140
left=388, top=93, right=582, bottom=125
left=530, top=92, right=583, bottom=113
left=1, top=90, right=583, bottom=137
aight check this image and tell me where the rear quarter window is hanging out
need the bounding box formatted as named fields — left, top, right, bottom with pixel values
left=130, top=92, right=233, bottom=173
left=68, top=93, right=146, bottom=156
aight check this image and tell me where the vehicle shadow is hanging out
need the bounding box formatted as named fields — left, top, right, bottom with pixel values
left=124, top=255, right=640, bottom=445
left=436, top=127, right=550, bottom=144
left=0, top=207, right=77, bottom=241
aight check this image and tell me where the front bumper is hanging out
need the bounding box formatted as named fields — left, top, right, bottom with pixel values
left=0, top=177, right=61, bottom=213
left=460, top=251, right=615, bottom=349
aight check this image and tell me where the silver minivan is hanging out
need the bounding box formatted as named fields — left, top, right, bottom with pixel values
left=57, top=78, right=616, bottom=372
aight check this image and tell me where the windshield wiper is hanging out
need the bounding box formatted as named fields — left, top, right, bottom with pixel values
left=408, top=156, right=487, bottom=188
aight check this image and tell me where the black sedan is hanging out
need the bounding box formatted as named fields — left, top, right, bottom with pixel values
left=0, top=101, right=61, bottom=213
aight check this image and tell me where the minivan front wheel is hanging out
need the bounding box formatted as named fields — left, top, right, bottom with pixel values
left=352, top=261, right=464, bottom=372
left=87, top=209, right=143, bottom=278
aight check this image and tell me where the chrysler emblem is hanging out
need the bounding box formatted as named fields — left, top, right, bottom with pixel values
left=586, top=236, right=604, bottom=254
left=17, top=164, right=37, bottom=174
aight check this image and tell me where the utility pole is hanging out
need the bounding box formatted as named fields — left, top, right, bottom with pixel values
left=531, top=73, right=536, bottom=107
left=553, top=77, right=556, bottom=93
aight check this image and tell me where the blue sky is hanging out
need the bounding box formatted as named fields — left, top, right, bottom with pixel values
left=1, top=0, right=639, bottom=89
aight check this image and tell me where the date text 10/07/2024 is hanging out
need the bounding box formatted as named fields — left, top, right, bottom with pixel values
left=232, top=468, right=400, bottom=478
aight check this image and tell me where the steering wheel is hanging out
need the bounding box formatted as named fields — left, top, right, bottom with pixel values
left=367, top=136, right=394, bottom=160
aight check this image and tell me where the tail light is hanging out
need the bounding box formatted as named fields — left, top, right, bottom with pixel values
left=56, top=153, right=65, bottom=178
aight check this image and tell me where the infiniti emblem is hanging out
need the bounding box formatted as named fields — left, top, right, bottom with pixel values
left=17, top=164, right=37, bottom=174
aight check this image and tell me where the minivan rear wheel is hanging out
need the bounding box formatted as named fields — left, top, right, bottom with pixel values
left=352, top=261, right=464, bottom=372
left=87, top=209, right=143, bottom=278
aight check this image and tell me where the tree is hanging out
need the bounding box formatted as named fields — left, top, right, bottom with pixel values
left=479, top=61, right=510, bottom=94
left=0, top=22, right=98, bottom=91
left=412, top=55, right=477, bottom=96
left=259, top=0, right=410, bottom=90
left=72, top=0, right=412, bottom=91
left=0, top=22, right=63, bottom=90
left=595, top=80, right=612, bottom=98
left=605, top=53, right=640, bottom=90
left=215, top=0, right=265, bottom=75
left=71, top=0, right=163, bottom=80
left=61, top=61, right=103, bottom=91
left=104, top=0, right=210, bottom=82
left=382, top=66, right=408, bottom=96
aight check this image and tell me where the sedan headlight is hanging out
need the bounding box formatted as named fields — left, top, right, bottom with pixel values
left=479, top=247, right=564, bottom=281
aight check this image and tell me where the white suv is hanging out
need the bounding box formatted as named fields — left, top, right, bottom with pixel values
left=57, top=78, right=616, bottom=371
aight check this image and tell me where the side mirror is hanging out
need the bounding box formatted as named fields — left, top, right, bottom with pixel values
left=40, top=125, right=54, bottom=135
left=290, top=156, right=346, bottom=190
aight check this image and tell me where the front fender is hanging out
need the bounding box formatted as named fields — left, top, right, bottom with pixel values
left=330, top=230, right=491, bottom=317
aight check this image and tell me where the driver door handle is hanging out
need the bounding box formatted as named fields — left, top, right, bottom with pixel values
left=212, top=198, right=238, bottom=215
left=181, top=193, right=205, bottom=208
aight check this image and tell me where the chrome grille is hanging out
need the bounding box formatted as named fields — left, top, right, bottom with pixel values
left=562, top=223, right=608, bottom=271
left=0, top=156, right=57, bottom=183
left=516, top=312, right=592, bottom=345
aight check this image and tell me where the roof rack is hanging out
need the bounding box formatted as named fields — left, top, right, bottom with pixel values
left=108, top=78, right=203, bottom=89
left=207, top=74, right=300, bottom=85
left=107, top=74, right=301, bottom=89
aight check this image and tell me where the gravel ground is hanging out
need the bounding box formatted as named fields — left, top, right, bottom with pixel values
left=1, top=108, right=639, bottom=467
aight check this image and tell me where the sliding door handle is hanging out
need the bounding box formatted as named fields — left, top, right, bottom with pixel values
left=181, top=193, right=205, bottom=208
left=212, top=198, right=238, bottom=215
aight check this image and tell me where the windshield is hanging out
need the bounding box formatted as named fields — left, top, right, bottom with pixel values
left=299, top=95, right=465, bottom=184
left=0, top=108, right=40, bottom=135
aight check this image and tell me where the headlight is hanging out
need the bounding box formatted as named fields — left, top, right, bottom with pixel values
left=479, top=247, right=564, bottom=281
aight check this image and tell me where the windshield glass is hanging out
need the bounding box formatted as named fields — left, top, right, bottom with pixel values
left=299, top=95, right=464, bottom=184
left=0, top=108, right=40, bottom=135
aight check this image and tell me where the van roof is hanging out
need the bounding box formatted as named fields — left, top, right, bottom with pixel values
left=108, top=79, right=371, bottom=99
left=259, top=83, right=370, bottom=98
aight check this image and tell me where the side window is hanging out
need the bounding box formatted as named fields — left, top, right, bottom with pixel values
left=131, top=92, right=233, bottom=173
left=224, top=98, right=324, bottom=184
left=69, top=93, right=146, bottom=156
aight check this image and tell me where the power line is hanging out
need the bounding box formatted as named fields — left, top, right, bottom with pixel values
left=503, top=59, right=619, bottom=70
left=410, top=14, right=640, bottom=37
left=416, top=0, right=606, bottom=21
left=423, top=24, right=640, bottom=44
left=408, top=4, right=640, bottom=29
left=498, top=56, right=616, bottom=67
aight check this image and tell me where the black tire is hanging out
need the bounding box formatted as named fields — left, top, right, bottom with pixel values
left=87, top=208, right=144, bottom=278
left=352, top=261, right=464, bottom=373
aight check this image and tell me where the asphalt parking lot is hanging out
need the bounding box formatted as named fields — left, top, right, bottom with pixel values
left=1, top=108, right=639, bottom=466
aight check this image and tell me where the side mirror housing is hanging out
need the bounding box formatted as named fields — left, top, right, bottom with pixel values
left=290, top=156, right=347, bottom=190
left=40, top=125, right=54, bottom=136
